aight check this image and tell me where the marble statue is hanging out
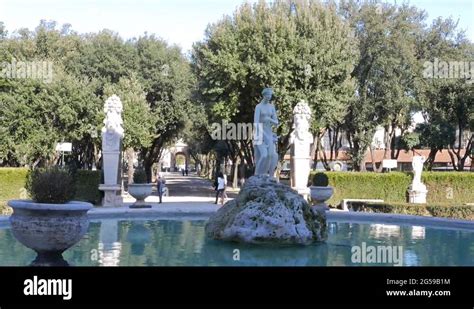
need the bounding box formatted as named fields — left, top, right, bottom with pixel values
left=412, top=156, right=425, bottom=186
left=99, top=95, right=124, bottom=207
left=289, top=100, right=313, bottom=198
left=253, top=88, right=279, bottom=176
left=205, top=92, right=328, bottom=246
left=408, top=155, right=428, bottom=204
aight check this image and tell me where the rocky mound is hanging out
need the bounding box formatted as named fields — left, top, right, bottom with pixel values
left=205, top=175, right=327, bottom=245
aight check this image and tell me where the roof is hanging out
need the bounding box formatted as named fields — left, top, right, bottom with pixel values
left=283, top=149, right=470, bottom=165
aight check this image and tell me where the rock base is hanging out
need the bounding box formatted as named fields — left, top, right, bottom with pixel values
left=205, top=175, right=327, bottom=245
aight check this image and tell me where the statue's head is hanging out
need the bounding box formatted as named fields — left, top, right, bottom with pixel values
left=262, top=88, right=273, bottom=102
left=292, top=101, right=312, bottom=140
left=102, top=95, right=124, bottom=137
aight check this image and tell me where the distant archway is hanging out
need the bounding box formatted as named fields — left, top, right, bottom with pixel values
left=168, top=141, right=190, bottom=172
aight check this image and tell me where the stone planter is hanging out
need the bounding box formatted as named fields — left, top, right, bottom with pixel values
left=128, top=184, right=153, bottom=208
left=309, top=186, right=334, bottom=210
left=7, top=200, right=92, bottom=266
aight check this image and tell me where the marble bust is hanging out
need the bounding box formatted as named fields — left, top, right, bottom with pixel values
left=253, top=88, right=279, bottom=176
left=290, top=101, right=313, bottom=157
left=102, top=95, right=124, bottom=152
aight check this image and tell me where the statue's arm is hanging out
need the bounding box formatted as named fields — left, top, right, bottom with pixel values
left=254, top=104, right=260, bottom=124
left=254, top=104, right=261, bottom=137
left=271, top=104, right=279, bottom=126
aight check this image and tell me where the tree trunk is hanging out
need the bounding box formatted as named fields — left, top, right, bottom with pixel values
left=144, top=160, right=153, bottom=183
left=126, top=148, right=135, bottom=185
left=232, top=157, right=239, bottom=189
left=377, top=125, right=391, bottom=173
left=425, top=148, right=438, bottom=171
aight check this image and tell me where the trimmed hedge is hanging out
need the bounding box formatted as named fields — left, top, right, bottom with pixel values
left=0, top=168, right=29, bottom=215
left=0, top=168, right=102, bottom=215
left=422, top=172, right=474, bottom=205
left=349, top=202, right=474, bottom=220
left=309, top=171, right=474, bottom=206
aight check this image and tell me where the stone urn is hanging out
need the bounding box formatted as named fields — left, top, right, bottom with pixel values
left=128, top=184, right=153, bottom=208
left=7, top=200, right=92, bottom=266
left=309, top=186, right=334, bottom=209
left=309, top=172, right=333, bottom=210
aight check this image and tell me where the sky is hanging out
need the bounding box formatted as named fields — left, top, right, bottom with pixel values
left=0, top=0, right=472, bottom=53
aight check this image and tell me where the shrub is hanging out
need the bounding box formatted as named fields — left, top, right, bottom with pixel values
left=422, top=172, right=474, bottom=205
left=26, top=167, right=76, bottom=204
left=0, top=168, right=103, bottom=212
left=311, top=172, right=329, bottom=186
left=349, top=202, right=474, bottom=220
left=309, top=171, right=474, bottom=206
left=133, top=168, right=147, bottom=184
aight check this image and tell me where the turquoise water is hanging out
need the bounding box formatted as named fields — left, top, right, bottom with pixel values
left=0, top=219, right=473, bottom=266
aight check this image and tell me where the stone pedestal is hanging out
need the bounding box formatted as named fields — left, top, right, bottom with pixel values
left=291, top=156, right=311, bottom=200
left=102, top=151, right=121, bottom=185
left=408, top=184, right=428, bottom=204
left=99, top=185, right=123, bottom=207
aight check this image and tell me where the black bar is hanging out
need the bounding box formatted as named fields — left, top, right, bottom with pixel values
left=0, top=267, right=472, bottom=306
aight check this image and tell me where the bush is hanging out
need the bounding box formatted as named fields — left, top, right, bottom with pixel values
left=422, top=172, right=474, bottom=205
left=311, top=172, right=329, bottom=186
left=309, top=171, right=474, bottom=206
left=0, top=168, right=103, bottom=213
left=26, top=167, right=76, bottom=204
left=133, top=168, right=147, bottom=184
left=349, top=202, right=474, bottom=220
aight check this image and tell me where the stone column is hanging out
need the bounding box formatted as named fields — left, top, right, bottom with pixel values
left=290, top=101, right=313, bottom=200
left=99, top=95, right=124, bottom=207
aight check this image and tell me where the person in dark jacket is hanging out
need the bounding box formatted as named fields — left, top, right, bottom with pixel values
left=156, top=172, right=166, bottom=204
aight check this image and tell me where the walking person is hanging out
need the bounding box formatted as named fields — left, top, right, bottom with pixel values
left=156, top=172, right=166, bottom=204
left=214, top=172, right=226, bottom=205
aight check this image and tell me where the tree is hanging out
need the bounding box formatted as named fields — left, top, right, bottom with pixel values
left=415, top=17, right=473, bottom=171
left=340, top=0, right=426, bottom=171
left=0, top=21, right=195, bottom=175
left=192, top=0, right=355, bottom=176
left=421, top=81, right=473, bottom=171
left=135, top=35, right=195, bottom=181
left=0, top=67, right=101, bottom=168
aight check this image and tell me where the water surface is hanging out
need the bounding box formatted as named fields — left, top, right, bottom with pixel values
left=0, top=219, right=472, bottom=266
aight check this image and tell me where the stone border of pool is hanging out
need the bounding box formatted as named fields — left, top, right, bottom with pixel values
left=327, top=211, right=474, bottom=231
left=0, top=205, right=473, bottom=231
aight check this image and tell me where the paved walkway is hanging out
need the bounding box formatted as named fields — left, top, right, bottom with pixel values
left=122, top=172, right=238, bottom=206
